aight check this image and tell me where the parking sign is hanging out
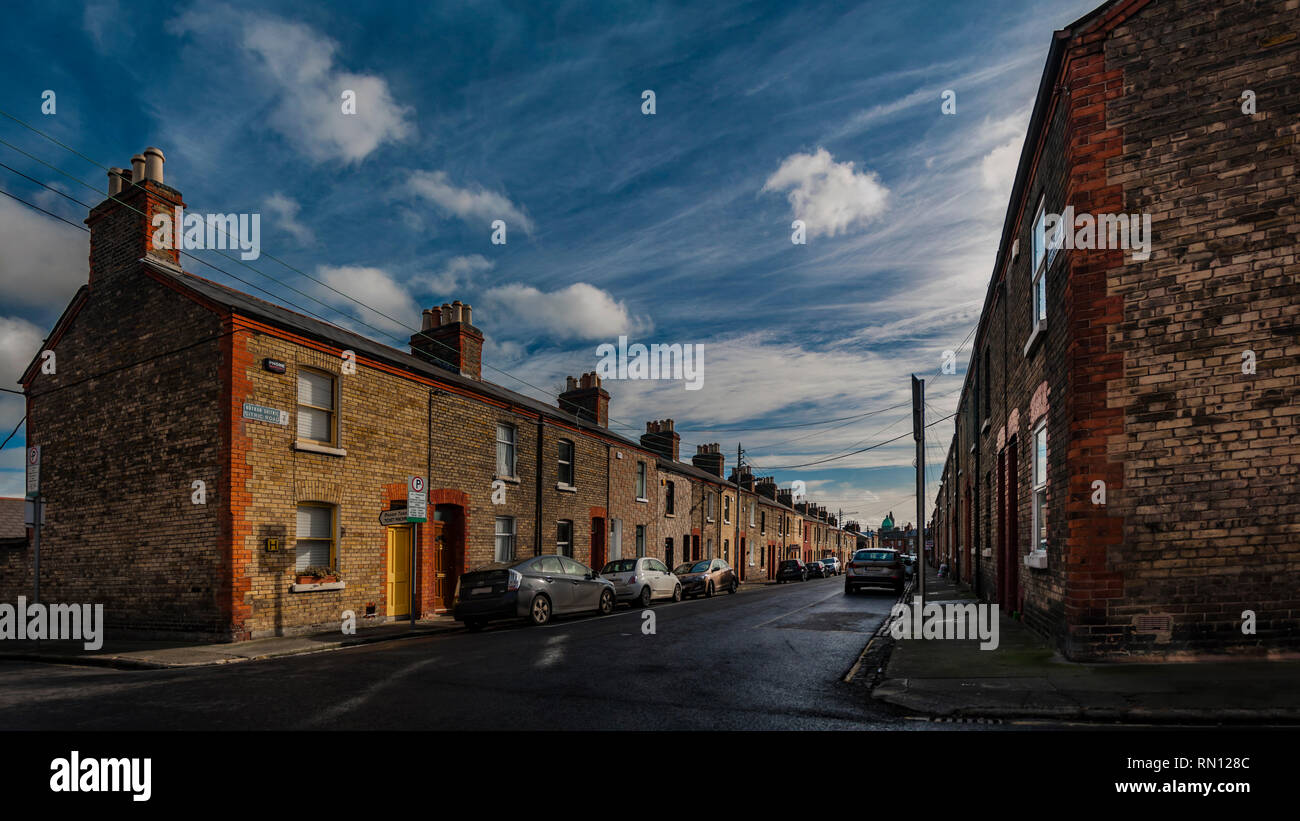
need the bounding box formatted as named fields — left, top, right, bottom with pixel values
left=407, top=475, right=427, bottom=523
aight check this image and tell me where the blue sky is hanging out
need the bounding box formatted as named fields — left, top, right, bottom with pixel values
left=0, top=0, right=1101, bottom=528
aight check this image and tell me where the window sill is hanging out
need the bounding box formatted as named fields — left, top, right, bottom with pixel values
left=495, top=475, right=521, bottom=485
left=294, top=440, right=346, bottom=457
left=665, top=512, right=676, bottom=518
left=1024, top=551, right=1048, bottom=570
left=1023, top=318, right=1047, bottom=357
left=556, top=483, right=577, bottom=493
left=291, top=581, right=347, bottom=593
left=636, top=497, right=649, bottom=504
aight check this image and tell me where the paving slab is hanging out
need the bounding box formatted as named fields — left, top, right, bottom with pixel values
left=873, top=566, right=1300, bottom=723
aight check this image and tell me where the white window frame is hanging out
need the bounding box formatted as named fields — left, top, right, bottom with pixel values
left=557, top=519, right=573, bottom=557
left=635, top=524, right=645, bottom=558
left=496, top=423, right=517, bottom=478
left=557, top=439, right=574, bottom=487
left=495, top=516, right=515, bottom=562
left=724, top=494, right=731, bottom=524
left=296, top=368, right=337, bottom=445
left=636, top=461, right=647, bottom=500
left=295, top=502, right=335, bottom=571
left=1032, top=424, right=1048, bottom=553
left=707, top=493, right=714, bottom=523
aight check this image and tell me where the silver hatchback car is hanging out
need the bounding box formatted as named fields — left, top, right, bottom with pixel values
left=600, top=557, right=682, bottom=606
left=454, top=554, right=616, bottom=629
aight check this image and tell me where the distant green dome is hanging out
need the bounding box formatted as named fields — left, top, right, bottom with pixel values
left=882, top=512, right=894, bottom=530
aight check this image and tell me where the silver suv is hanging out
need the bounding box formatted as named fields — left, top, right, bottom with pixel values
left=600, top=557, right=682, bottom=606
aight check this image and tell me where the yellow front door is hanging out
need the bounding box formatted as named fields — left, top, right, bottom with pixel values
left=388, top=526, right=412, bottom=618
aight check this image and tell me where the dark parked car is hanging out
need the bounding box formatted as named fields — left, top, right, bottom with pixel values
left=775, top=559, right=807, bottom=583
left=806, top=561, right=827, bottom=579
left=844, top=549, right=905, bottom=594
left=454, top=554, right=615, bottom=629
left=901, top=553, right=917, bottom=578
left=673, top=558, right=738, bottom=598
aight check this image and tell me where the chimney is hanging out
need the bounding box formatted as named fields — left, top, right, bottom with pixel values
left=728, top=464, right=754, bottom=489
left=691, top=443, right=724, bottom=477
left=410, top=300, right=484, bottom=379
left=756, top=476, right=777, bottom=500
left=559, top=372, right=610, bottom=427
left=777, top=488, right=793, bottom=507
left=86, top=146, right=183, bottom=287
left=640, top=419, right=680, bottom=461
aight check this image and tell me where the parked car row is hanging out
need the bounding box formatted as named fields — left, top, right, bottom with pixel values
left=453, top=555, right=739, bottom=630
left=774, top=556, right=845, bottom=583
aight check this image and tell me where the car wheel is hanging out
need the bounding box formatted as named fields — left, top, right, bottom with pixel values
left=528, top=594, right=552, bottom=626
left=844, top=585, right=853, bottom=595
left=728, top=578, right=738, bottom=594
left=599, top=589, right=615, bottom=615
left=705, top=581, right=715, bottom=598
left=465, top=619, right=485, bottom=632
left=672, top=584, right=683, bottom=602
left=638, top=585, right=652, bottom=608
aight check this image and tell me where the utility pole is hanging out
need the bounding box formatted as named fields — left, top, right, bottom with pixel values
left=734, top=442, right=743, bottom=581
left=912, top=375, right=926, bottom=605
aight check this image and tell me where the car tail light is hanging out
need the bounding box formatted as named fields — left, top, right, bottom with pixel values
left=507, top=569, right=522, bottom=591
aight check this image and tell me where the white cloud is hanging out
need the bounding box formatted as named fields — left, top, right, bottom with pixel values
left=167, top=7, right=414, bottom=164
left=407, top=171, right=535, bottom=235
left=315, top=265, right=419, bottom=336
left=415, top=254, right=493, bottom=295
left=980, top=137, right=1023, bottom=192
left=0, top=196, right=87, bottom=310
left=263, top=193, right=313, bottom=244
left=0, top=316, right=44, bottom=389
left=480, top=282, right=649, bottom=341
left=762, top=148, right=888, bottom=238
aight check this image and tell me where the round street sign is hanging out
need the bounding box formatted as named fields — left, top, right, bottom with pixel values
left=410, top=476, right=424, bottom=493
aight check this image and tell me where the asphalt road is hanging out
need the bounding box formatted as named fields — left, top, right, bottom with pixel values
left=0, top=575, right=926, bottom=731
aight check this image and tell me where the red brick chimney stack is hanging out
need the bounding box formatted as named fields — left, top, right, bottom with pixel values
left=691, top=443, right=725, bottom=477
left=640, top=419, right=680, bottom=461
left=410, top=300, right=484, bottom=379
left=86, top=146, right=182, bottom=286
left=559, top=372, right=610, bottom=427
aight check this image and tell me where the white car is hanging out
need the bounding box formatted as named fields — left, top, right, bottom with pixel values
left=600, top=557, right=682, bottom=606
left=820, top=557, right=842, bottom=576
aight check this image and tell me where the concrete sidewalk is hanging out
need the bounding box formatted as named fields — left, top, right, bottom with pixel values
left=872, top=566, right=1300, bottom=723
left=0, top=616, right=463, bottom=670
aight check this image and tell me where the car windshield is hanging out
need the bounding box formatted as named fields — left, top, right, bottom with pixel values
left=675, top=560, right=711, bottom=574
left=821, top=558, right=834, bottom=564
left=779, top=561, right=799, bottom=569
left=602, top=560, right=637, bottom=574
left=854, top=551, right=897, bottom=562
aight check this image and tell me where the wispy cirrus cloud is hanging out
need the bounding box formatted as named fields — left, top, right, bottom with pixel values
left=407, top=171, right=535, bottom=236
